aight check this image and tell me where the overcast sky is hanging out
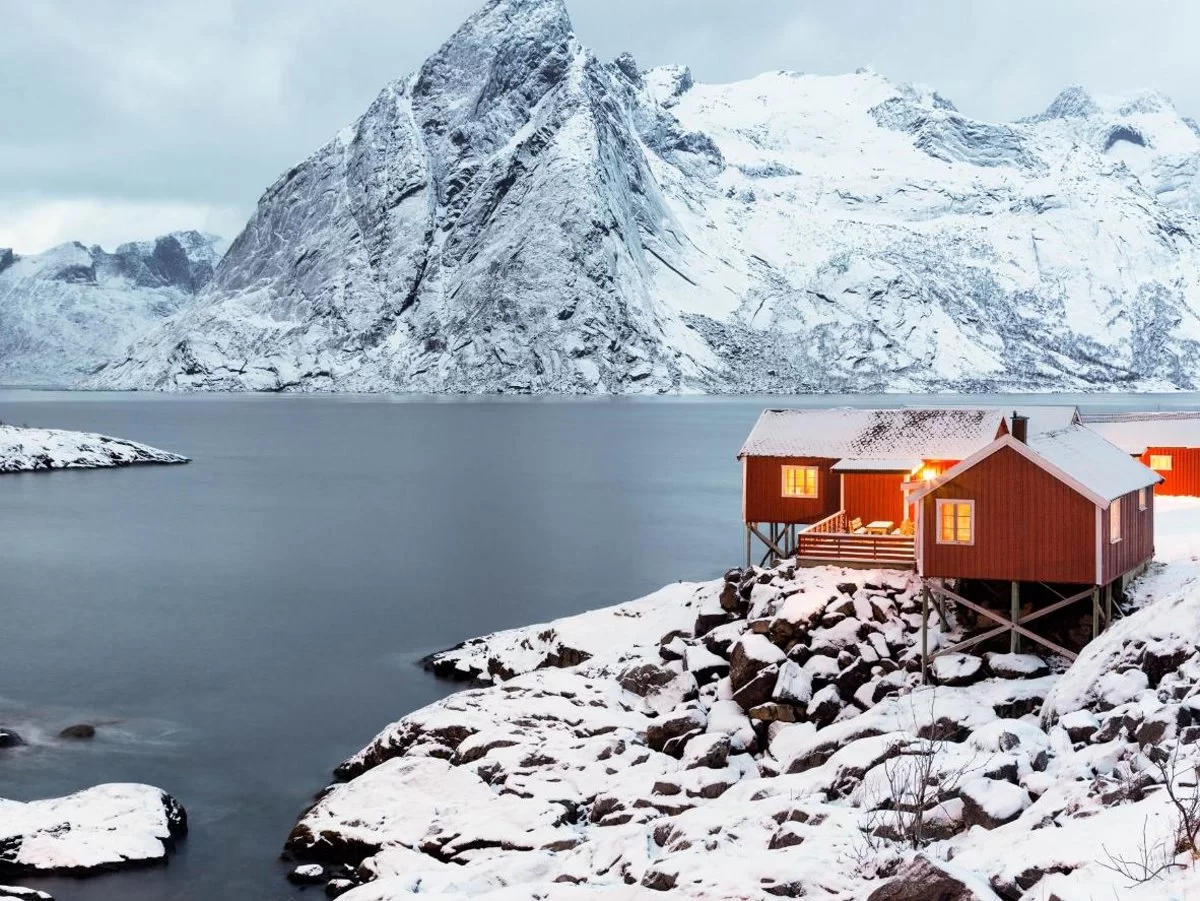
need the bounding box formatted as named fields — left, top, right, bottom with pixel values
left=3, top=0, right=1197, bottom=254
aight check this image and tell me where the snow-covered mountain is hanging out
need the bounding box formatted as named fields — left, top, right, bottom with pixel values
left=89, top=0, right=1200, bottom=393
left=0, top=231, right=225, bottom=386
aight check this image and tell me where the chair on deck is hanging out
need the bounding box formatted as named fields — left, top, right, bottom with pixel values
left=848, top=517, right=866, bottom=534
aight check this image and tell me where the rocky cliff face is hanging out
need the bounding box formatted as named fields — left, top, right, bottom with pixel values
left=0, top=231, right=225, bottom=386
left=89, top=0, right=1200, bottom=393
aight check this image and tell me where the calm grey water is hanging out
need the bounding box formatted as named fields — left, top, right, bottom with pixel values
left=1, top=390, right=1197, bottom=900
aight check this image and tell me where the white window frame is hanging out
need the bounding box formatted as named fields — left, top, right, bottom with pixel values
left=1149, top=454, right=1173, bottom=472
left=1138, top=488, right=1147, bottom=511
left=781, top=465, right=819, bottom=499
left=1110, top=500, right=1122, bottom=543
left=935, top=499, right=975, bottom=546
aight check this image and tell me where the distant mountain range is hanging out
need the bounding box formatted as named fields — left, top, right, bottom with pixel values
left=14, top=0, right=1200, bottom=393
left=0, top=231, right=225, bottom=386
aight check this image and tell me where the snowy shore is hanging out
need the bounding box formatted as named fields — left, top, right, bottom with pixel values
left=282, top=500, right=1200, bottom=899
left=0, top=424, right=187, bottom=472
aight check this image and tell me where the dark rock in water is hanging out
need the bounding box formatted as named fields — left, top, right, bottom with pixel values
left=0, top=729, right=25, bottom=749
left=867, top=855, right=992, bottom=900
left=59, top=724, right=96, bottom=740
left=325, top=879, right=356, bottom=898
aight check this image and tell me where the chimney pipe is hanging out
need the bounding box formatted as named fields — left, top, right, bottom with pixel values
left=1011, top=410, right=1028, bottom=444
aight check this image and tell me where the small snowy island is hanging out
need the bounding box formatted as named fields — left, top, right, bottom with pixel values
left=281, top=499, right=1200, bottom=899
left=0, top=424, right=187, bottom=473
left=0, top=784, right=187, bottom=883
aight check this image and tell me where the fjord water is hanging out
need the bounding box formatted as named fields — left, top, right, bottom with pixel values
left=1, top=391, right=1197, bottom=900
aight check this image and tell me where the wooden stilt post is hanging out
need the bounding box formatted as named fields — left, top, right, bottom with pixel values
left=1092, top=586, right=1101, bottom=639
left=1011, top=582, right=1021, bottom=653
left=745, top=526, right=752, bottom=569
left=1105, top=583, right=1113, bottom=628
left=920, top=583, right=930, bottom=685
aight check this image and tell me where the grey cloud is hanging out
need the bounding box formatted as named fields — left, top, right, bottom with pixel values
left=2, top=0, right=1197, bottom=252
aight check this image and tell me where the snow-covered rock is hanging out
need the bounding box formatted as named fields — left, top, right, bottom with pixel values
left=0, top=425, right=188, bottom=473
left=87, top=0, right=1200, bottom=394
left=0, top=887, right=53, bottom=901
left=0, top=784, right=187, bottom=877
left=0, top=231, right=224, bottom=386
left=285, top=499, right=1200, bottom=899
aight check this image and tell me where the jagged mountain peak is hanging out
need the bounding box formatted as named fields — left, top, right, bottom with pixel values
left=83, top=0, right=1200, bottom=395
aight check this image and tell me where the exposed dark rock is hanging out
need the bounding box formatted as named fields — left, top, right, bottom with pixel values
left=0, top=730, right=25, bottom=749
left=59, top=724, right=96, bottom=740
left=867, top=854, right=993, bottom=900
left=618, top=663, right=678, bottom=697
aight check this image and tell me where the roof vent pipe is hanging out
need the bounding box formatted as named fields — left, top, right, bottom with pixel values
left=1011, top=411, right=1028, bottom=444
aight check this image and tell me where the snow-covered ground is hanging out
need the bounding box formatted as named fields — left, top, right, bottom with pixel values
left=0, top=425, right=188, bottom=472
left=0, top=784, right=187, bottom=879
left=281, top=498, right=1200, bottom=899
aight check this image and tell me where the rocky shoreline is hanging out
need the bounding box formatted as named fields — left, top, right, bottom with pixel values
left=0, top=424, right=188, bottom=472
left=273, top=500, right=1200, bottom=900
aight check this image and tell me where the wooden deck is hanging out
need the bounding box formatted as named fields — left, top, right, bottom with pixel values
left=796, top=510, right=916, bottom=568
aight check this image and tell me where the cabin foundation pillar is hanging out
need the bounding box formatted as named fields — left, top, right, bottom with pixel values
left=1010, top=582, right=1021, bottom=653
left=1105, top=583, right=1113, bottom=627
left=1091, top=587, right=1101, bottom=639
left=920, top=583, right=930, bottom=685
left=745, top=526, right=752, bottom=569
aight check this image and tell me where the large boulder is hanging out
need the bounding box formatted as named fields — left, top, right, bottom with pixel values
left=729, top=634, right=786, bottom=693
left=867, top=855, right=1001, bottom=900
left=959, top=777, right=1031, bottom=830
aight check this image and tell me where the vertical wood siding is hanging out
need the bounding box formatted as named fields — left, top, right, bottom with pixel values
left=920, top=445, right=1096, bottom=583
left=743, top=456, right=840, bottom=524
left=1139, top=447, right=1200, bottom=497
left=1101, top=487, right=1155, bottom=583
left=842, top=472, right=907, bottom=525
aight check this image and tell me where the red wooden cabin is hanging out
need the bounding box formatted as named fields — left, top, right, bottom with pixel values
left=738, top=407, right=1010, bottom=567
left=910, top=425, right=1160, bottom=586
left=1083, top=412, right=1200, bottom=497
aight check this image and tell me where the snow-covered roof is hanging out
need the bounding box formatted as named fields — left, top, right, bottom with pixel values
left=1012, top=406, right=1082, bottom=436
left=1080, top=411, right=1200, bottom=454
left=911, top=425, right=1161, bottom=507
left=1027, top=425, right=1161, bottom=502
left=831, top=458, right=921, bottom=472
left=738, top=408, right=1006, bottom=460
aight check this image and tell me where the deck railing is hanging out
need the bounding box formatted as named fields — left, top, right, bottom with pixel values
left=796, top=527, right=915, bottom=567
left=806, top=510, right=848, bottom=534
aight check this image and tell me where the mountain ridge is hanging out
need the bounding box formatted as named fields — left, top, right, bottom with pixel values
left=77, top=0, right=1200, bottom=393
left=0, top=230, right=225, bottom=386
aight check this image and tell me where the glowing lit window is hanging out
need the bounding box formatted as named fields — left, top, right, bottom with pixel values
left=936, top=499, right=974, bottom=545
left=1139, top=488, right=1147, bottom=511
left=781, top=466, right=819, bottom=498
left=1149, top=455, right=1173, bottom=471
left=1110, top=501, right=1122, bottom=542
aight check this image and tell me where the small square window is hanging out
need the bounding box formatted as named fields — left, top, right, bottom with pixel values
left=1150, top=454, right=1173, bottom=472
left=1139, top=488, right=1147, bottom=511
left=936, top=499, right=974, bottom=545
left=781, top=465, right=819, bottom=498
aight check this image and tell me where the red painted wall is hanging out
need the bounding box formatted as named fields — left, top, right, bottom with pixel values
left=919, top=445, right=1096, bottom=584
left=1138, top=447, right=1200, bottom=497
left=743, top=456, right=840, bottom=524
left=1100, top=487, right=1155, bottom=584
left=841, top=472, right=907, bottom=526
